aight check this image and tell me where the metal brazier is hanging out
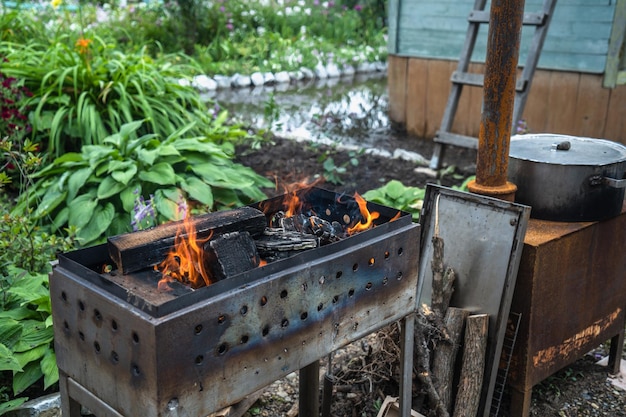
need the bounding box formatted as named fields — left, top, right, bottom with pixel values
left=508, top=134, right=626, bottom=222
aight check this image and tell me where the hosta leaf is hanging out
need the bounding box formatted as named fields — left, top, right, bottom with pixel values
left=13, top=360, right=43, bottom=395
left=0, top=343, right=23, bottom=373
left=12, top=322, right=54, bottom=353
left=136, top=148, right=159, bottom=166
left=0, top=320, right=22, bottom=349
left=154, top=189, right=181, bottom=221
left=68, top=194, right=99, bottom=229
left=384, top=180, right=407, bottom=200
left=77, top=202, right=115, bottom=245
left=51, top=206, right=70, bottom=233
left=97, top=176, right=127, bottom=199
left=180, top=177, right=214, bottom=207
left=67, top=167, right=94, bottom=202
left=33, top=187, right=67, bottom=219
left=120, top=185, right=140, bottom=213
left=158, top=144, right=181, bottom=157
left=138, top=162, right=176, bottom=185
left=41, top=349, right=58, bottom=389
left=111, top=163, right=138, bottom=186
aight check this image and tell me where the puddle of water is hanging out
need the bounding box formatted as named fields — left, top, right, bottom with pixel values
left=204, top=72, right=430, bottom=163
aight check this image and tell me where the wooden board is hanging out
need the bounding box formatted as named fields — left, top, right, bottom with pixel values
left=604, top=85, right=626, bottom=142
left=546, top=71, right=580, bottom=135
left=388, top=55, right=408, bottom=126
left=406, top=57, right=428, bottom=138
left=573, top=74, right=610, bottom=138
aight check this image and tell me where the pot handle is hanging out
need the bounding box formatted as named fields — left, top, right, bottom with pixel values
left=590, top=175, right=626, bottom=188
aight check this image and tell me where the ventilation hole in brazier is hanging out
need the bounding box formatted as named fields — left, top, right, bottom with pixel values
left=396, top=271, right=403, bottom=281
left=262, top=325, right=270, bottom=337
left=93, top=309, right=102, bottom=322
left=194, top=324, right=203, bottom=335
left=319, top=275, right=325, bottom=285
left=280, top=289, right=288, bottom=299
left=195, top=355, right=204, bottom=364
left=240, top=305, right=248, bottom=316
left=63, top=321, right=69, bottom=330
left=301, top=282, right=308, bottom=291
left=353, top=322, right=359, bottom=331
left=365, top=282, right=373, bottom=291
left=397, top=247, right=404, bottom=256
left=217, top=343, right=228, bottom=355
left=382, top=276, right=389, bottom=285
left=317, top=303, right=324, bottom=311
left=260, top=296, right=268, bottom=306
left=348, top=288, right=355, bottom=297
left=132, top=332, right=140, bottom=344
left=281, top=319, right=289, bottom=328
left=384, top=251, right=390, bottom=259
left=336, top=271, right=343, bottom=279
left=240, top=335, right=249, bottom=344
left=218, top=314, right=226, bottom=325
left=61, top=292, right=67, bottom=302
left=111, top=351, right=119, bottom=364
left=79, top=331, right=85, bottom=341
left=368, top=257, right=375, bottom=266
left=78, top=300, right=85, bottom=311
left=111, top=320, right=118, bottom=331
left=332, top=295, right=339, bottom=304
left=131, top=364, right=140, bottom=376
left=94, top=341, right=101, bottom=353
left=300, top=312, right=308, bottom=321
left=352, top=263, right=359, bottom=272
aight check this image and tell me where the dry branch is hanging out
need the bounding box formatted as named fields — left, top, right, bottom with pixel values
left=452, top=314, right=489, bottom=417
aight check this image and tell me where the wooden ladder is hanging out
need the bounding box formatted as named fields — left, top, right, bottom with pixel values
left=429, top=0, right=558, bottom=170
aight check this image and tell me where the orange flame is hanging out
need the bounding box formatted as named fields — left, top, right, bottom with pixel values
left=155, top=216, right=213, bottom=290
left=347, top=193, right=380, bottom=235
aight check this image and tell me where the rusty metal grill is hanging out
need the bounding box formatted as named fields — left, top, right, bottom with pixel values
left=50, top=188, right=420, bottom=417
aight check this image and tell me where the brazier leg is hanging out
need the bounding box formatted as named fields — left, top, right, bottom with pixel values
left=299, top=359, right=320, bottom=417
left=608, top=317, right=625, bottom=375
left=59, top=372, right=82, bottom=417
left=509, top=386, right=532, bottom=417
left=399, top=313, right=415, bottom=417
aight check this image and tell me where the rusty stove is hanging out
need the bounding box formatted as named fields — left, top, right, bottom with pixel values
left=50, top=187, right=420, bottom=417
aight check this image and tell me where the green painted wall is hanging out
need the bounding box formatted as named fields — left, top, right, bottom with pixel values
left=389, top=0, right=616, bottom=74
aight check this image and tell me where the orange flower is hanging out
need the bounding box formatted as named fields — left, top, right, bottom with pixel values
left=75, top=37, right=92, bottom=55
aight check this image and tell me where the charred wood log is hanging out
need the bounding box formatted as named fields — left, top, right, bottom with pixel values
left=108, top=206, right=266, bottom=274
left=204, top=231, right=260, bottom=281
left=255, top=229, right=318, bottom=262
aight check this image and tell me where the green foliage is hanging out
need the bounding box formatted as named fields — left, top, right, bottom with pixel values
left=317, top=148, right=361, bottom=185
left=15, top=120, right=273, bottom=247
left=0, top=38, right=213, bottom=157
left=362, top=180, right=426, bottom=222
left=0, top=197, right=76, bottom=412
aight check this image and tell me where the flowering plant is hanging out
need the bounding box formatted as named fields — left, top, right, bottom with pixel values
left=0, top=66, right=38, bottom=192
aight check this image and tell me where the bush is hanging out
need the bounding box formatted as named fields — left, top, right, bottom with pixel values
left=14, top=120, right=273, bottom=247
left=1, top=37, right=213, bottom=157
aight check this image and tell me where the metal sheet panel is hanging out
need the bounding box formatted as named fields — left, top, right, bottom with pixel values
left=417, top=185, right=530, bottom=417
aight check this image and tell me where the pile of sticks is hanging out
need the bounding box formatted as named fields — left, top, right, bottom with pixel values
left=414, top=234, right=489, bottom=417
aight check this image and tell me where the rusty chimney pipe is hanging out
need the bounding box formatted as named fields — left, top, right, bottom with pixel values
left=467, top=0, right=525, bottom=202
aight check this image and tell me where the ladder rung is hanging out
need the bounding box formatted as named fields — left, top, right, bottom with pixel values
left=468, top=10, right=547, bottom=26
left=451, top=71, right=528, bottom=92
left=434, top=131, right=479, bottom=149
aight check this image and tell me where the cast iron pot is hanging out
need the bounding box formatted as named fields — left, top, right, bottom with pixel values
left=508, top=134, right=626, bottom=222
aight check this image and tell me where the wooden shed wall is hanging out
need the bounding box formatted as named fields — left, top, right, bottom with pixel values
left=387, top=0, right=626, bottom=145
left=388, top=56, right=626, bottom=145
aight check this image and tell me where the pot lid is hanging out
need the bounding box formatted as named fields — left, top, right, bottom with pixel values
left=509, top=134, right=626, bottom=165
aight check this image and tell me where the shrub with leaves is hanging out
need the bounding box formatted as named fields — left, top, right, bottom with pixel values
left=15, top=120, right=274, bottom=247
left=1, top=37, right=213, bottom=157
left=0, top=197, right=76, bottom=414
left=362, top=180, right=426, bottom=222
